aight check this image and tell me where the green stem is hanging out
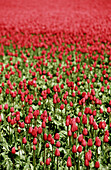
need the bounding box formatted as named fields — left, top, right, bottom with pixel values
left=12, top=157, right=14, bottom=170
left=44, top=143, right=45, bottom=165
left=33, top=150, right=35, bottom=169
left=57, top=157, right=59, bottom=170
left=74, top=153, right=76, bottom=170
left=97, top=147, right=98, bottom=160
left=78, top=153, right=80, bottom=170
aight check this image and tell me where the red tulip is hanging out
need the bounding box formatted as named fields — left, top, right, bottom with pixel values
left=77, top=145, right=82, bottom=153
left=55, top=148, right=60, bottom=157
left=47, top=134, right=52, bottom=141
left=78, top=134, right=83, bottom=143
left=83, top=128, right=88, bottom=136
left=103, top=135, right=109, bottom=143
left=67, top=157, right=72, bottom=167
left=95, top=137, right=101, bottom=147
left=82, top=139, right=86, bottom=147
left=22, top=137, right=27, bottom=144
left=46, top=143, right=49, bottom=148
left=84, top=159, right=89, bottom=167
left=46, top=158, right=51, bottom=165
left=54, top=133, right=60, bottom=140
left=72, top=145, right=77, bottom=153
left=4, top=104, right=8, bottom=110
left=11, top=147, right=16, bottom=154
left=95, top=161, right=100, bottom=168
left=43, top=133, right=47, bottom=141
left=68, top=130, right=72, bottom=136
left=56, top=141, right=61, bottom=148
left=33, top=138, right=37, bottom=145
left=33, top=145, right=36, bottom=150
left=87, top=138, right=93, bottom=147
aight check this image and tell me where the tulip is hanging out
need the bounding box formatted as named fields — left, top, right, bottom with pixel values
left=55, top=148, right=60, bottom=157
left=67, top=157, right=72, bottom=168
left=83, top=128, right=88, bottom=136
left=22, top=137, right=27, bottom=144
left=46, top=158, right=51, bottom=166
left=87, top=138, right=93, bottom=147
left=56, top=141, right=61, bottom=148
left=11, top=147, right=16, bottom=154
left=95, top=161, right=100, bottom=168
left=72, top=145, right=77, bottom=153
left=54, top=133, right=60, bottom=140
left=84, top=159, right=89, bottom=167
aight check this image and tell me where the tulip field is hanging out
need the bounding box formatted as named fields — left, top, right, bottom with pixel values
left=0, top=0, right=111, bottom=169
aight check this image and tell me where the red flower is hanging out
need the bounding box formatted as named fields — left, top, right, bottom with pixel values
left=67, top=157, right=72, bottom=167
left=4, top=104, right=8, bottom=110
left=95, top=161, right=100, bottom=168
left=84, top=159, right=89, bottom=167
left=56, top=141, right=61, bottom=148
left=46, top=158, right=51, bottom=165
left=11, top=147, right=16, bottom=154
left=47, top=134, right=52, bottom=141
left=72, top=145, right=77, bottom=153
left=60, top=104, right=64, bottom=110
left=95, top=137, right=101, bottom=147
left=103, top=135, right=108, bottom=143
left=85, top=151, right=92, bottom=161
left=87, top=138, right=93, bottom=147
left=54, top=133, right=60, bottom=140
left=22, top=137, right=27, bottom=144
left=82, top=139, right=86, bottom=147
left=33, top=138, right=37, bottom=145
left=68, top=130, right=72, bottom=136
left=78, top=134, right=83, bottom=143
left=33, top=145, right=36, bottom=150
left=43, top=133, right=47, bottom=141
left=83, top=128, right=88, bottom=136
left=55, top=148, right=60, bottom=157
left=77, top=145, right=82, bottom=153
left=82, top=114, right=87, bottom=124
left=46, top=143, right=49, bottom=148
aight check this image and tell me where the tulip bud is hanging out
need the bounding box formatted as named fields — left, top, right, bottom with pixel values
left=82, top=139, right=86, bottom=147
left=54, top=133, right=60, bottom=140
left=11, top=147, right=16, bottom=154
left=4, top=104, right=8, bottom=110
left=33, top=138, right=37, bottom=145
left=68, top=130, right=72, bottom=136
left=83, top=128, right=88, bottom=136
left=87, top=138, right=93, bottom=147
left=47, top=134, right=52, bottom=142
left=77, top=145, right=82, bottom=153
left=78, top=134, right=83, bottom=143
left=95, top=137, right=101, bottom=147
left=73, top=133, right=77, bottom=139
left=46, top=143, right=49, bottom=148
left=82, top=114, right=87, bottom=124
left=46, top=158, right=51, bottom=166
left=22, top=137, right=27, bottom=144
left=89, top=115, right=94, bottom=125
left=95, top=161, right=100, bottom=168
left=33, top=145, right=36, bottom=150
left=72, top=145, right=77, bottom=153
left=56, top=141, right=61, bottom=148
left=67, top=157, right=72, bottom=167
left=84, top=159, right=89, bottom=167
left=43, top=133, right=47, bottom=141
left=55, top=148, right=60, bottom=157
left=103, top=135, right=109, bottom=143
